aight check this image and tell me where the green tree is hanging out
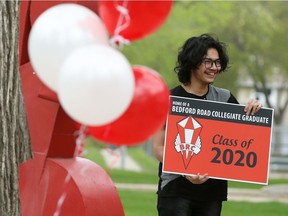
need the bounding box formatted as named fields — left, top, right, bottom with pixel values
left=122, top=1, right=288, bottom=125
left=222, top=1, right=288, bottom=125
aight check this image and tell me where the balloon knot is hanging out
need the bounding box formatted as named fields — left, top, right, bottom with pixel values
left=110, top=35, right=130, bottom=49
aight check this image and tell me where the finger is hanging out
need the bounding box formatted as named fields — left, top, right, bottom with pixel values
left=251, top=103, right=262, bottom=115
left=244, top=99, right=255, bottom=115
left=189, top=173, right=200, bottom=181
left=185, top=175, right=195, bottom=183
left=199, top=173, right=209, bottom=183
left=187, top=173, right=209, bottom=184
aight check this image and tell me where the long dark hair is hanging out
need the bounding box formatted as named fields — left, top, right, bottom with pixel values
left=174, top=33, right=229, bottom=85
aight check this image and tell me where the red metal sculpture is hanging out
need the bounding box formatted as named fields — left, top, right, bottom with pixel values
left=19, top=1, right=124, bottom=215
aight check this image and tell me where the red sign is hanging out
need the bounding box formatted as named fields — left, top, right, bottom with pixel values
left=163, top=96, right=274, bottom=185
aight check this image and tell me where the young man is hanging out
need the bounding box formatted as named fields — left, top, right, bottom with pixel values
left=153, top=34, right=262, bottom=216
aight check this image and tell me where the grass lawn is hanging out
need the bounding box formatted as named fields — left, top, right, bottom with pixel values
left=83, top=139, right=288, bottom=187
left=118, top=189, right=288, bottom=216
left=222, top=201, right=288, bottom=216
left=83, top=139, right=288, bottom=215
left=83, top=138, right=159, bottom=184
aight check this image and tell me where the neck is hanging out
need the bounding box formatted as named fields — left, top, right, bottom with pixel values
left=182, top=83, right=209, bottom=96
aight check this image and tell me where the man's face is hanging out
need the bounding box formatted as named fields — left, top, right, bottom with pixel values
left=192, top=48, right=221, bottom=85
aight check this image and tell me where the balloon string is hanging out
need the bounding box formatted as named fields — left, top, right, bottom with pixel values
left=110, top=0, right=131, bottom=49
left=53, top=125, right=87, bottom=216
left=74, top=124, right=87, bottom=157
left=53, top=175, right=72, bottom=216
left=105, top=147, right=121, bottom=174
left=114, top=1, right=129, bottom=35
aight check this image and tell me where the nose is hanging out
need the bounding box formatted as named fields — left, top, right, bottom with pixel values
left=210, top=62, right=218, bottom=69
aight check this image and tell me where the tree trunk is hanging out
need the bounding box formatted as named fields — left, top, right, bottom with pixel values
left=0, top=0, right=32, bottom=215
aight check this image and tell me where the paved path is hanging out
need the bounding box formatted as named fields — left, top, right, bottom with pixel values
left=228, top=185, right=288, bottom=203
left=115, top=183, right=288, bottom=203
left=100, top=147, right=142, bottom=172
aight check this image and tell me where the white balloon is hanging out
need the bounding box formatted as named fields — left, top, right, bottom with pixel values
left=28, top=3, right=109, bottom=92
left=58, top=45, right=135, bottom=126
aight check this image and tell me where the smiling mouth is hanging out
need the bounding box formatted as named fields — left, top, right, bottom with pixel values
left=205, top=71, right=218, bottom=77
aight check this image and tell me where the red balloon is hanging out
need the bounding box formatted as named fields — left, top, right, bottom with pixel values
left=98, top=0, right=173, bottom=41
left=88, top=65, right=170, bottom=146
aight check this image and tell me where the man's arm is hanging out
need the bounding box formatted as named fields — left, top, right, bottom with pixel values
left=152, top=128, right=165, bottom=163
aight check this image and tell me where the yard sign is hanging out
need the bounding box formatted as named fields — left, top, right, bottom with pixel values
left=163, top=96, right=274, bottom=185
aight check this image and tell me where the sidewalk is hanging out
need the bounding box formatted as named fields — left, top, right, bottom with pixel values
left=228, top=186, right=288, bottom=203
left=115, top=180, right=288, bottom=204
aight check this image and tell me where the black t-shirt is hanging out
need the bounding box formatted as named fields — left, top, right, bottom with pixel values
left=171, top=85, right=239, bottom=103
left=157, top=85, right=239, bottom=201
